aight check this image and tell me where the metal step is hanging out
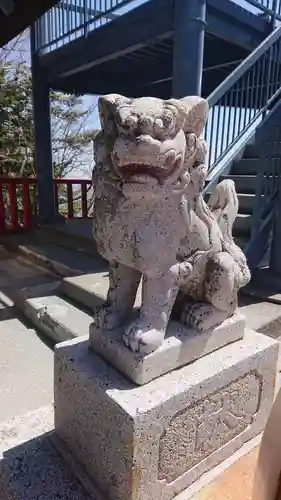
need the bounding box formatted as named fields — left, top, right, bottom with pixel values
left=220, top=174, right=257, bottom=194
left=231, top=158, right=259, bottom=176
left=243, top=142, right=281, bottom=158
left=237, top=193, right=256, bottom=214
left=233, top=213, right=252, bottom=237
left=243, top=144, right=259, bottom=159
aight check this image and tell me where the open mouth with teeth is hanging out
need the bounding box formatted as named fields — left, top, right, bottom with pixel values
left=117, top=158, right=182, bottom=183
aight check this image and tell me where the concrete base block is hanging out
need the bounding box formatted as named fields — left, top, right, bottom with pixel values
left=89, top=312, right=245, bottom=385
left=54, top=330, right=278, bottom=500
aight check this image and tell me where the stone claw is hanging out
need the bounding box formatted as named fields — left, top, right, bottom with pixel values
left=123, top=319, right=165, bottom=354
left=180, top=302, right=231, bottom=331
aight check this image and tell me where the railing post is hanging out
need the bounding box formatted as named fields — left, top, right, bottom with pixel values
left=8, top=182, right=19, bottom=231
left=271, top=0, right=278, bottom=30
left=22, top=180, right=32, bottom=230
left=0, top=182, right=5, bottom=233
left=172, top=0, right=206, bottom=97
left=30, top=25, right=58, bottom=224
left=84, top=0, right=88, bottom=37
left=67, top=183, right=74, bottom=218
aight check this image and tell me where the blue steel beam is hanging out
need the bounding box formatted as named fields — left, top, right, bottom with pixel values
left=41, top=0, right=173, bottom=78
left=82, top=35, right=244, bottom=90
left=40, top=0, right=271, bottom=82
left=48, top=32, right=249, bottom=97
left=172, top=0, right=206, bottom=97
left=50, top=57, right=243, bottom=99
left=30, top=25, right=57, bottom=222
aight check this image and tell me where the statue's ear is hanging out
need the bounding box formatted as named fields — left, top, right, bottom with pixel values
left=165, top=98, right=188, bottom=133
left=98, top=94, right=131, bottom=131
left=180, top=96, right=209, bottom=136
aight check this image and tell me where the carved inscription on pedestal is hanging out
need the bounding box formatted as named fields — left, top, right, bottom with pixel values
left=158, top=372, right=262, bottom=483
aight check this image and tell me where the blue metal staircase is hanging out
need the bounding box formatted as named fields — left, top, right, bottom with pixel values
left=204, top=22, right=281, bottom=269
left=33, top=0, right=275, bottom=97
left=32, top=0, right=281, bottom=272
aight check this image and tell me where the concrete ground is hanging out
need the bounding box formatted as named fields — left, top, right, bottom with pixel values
left=0, top=317, right=54, bottom=422
left=0, top=247, right=55, bottom=422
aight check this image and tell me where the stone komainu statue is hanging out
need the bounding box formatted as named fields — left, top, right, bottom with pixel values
left=91, top=94, right=251, bottom=354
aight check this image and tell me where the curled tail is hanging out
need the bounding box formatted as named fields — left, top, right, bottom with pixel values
left=208, top=179, right=251, bottom=287
left=208, top=179, right=239, bottom=244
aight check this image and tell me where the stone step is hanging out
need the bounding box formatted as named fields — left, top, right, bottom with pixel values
left=11, top=281, right=93, bottom=344
left=220, top=174, right=257, bottom=194
left=1, top=233, right=107, bottom=279
left=232, top=158, right=259, bottom=176
left=62, top=272, right=110, bottom=311
left=35, top=220, right=101, bottom=257
left=62, top=272, right=142, bottom=311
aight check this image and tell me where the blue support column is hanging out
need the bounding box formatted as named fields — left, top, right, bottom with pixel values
left=30, top=25, right=57, bottom=223
left=172, top=0, right=206, bottom=98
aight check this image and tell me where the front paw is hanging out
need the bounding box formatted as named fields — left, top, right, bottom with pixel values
left=123, top=319, right=165, bottom=354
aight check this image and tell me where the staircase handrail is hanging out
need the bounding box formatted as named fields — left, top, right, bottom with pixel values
left=208, top=26, right=281, bottom=107
left=244, top=0, right=280, bottom=22
left=205, top=24, right=281, bottom=176
left=207, top=26, right=281, bottom=108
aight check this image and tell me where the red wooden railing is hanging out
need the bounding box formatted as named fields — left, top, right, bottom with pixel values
left=0, top=177, right=93, bottom=234
left=54, top=178, right=92, bottom=219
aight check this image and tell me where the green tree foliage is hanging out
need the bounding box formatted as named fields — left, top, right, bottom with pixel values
left=0, top=33, right=98, bottom=218
left=0, top=62, right=96, bottom=179
left=0, top=62, right=34, bottom=176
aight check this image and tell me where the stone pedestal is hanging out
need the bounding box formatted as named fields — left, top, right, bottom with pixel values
left=89, top=313, right=245, bottom=385
left=54, top=329, right=278, bottom=500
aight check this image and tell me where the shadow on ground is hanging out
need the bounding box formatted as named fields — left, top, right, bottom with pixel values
left=0, top=433, right=93, bottom=500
